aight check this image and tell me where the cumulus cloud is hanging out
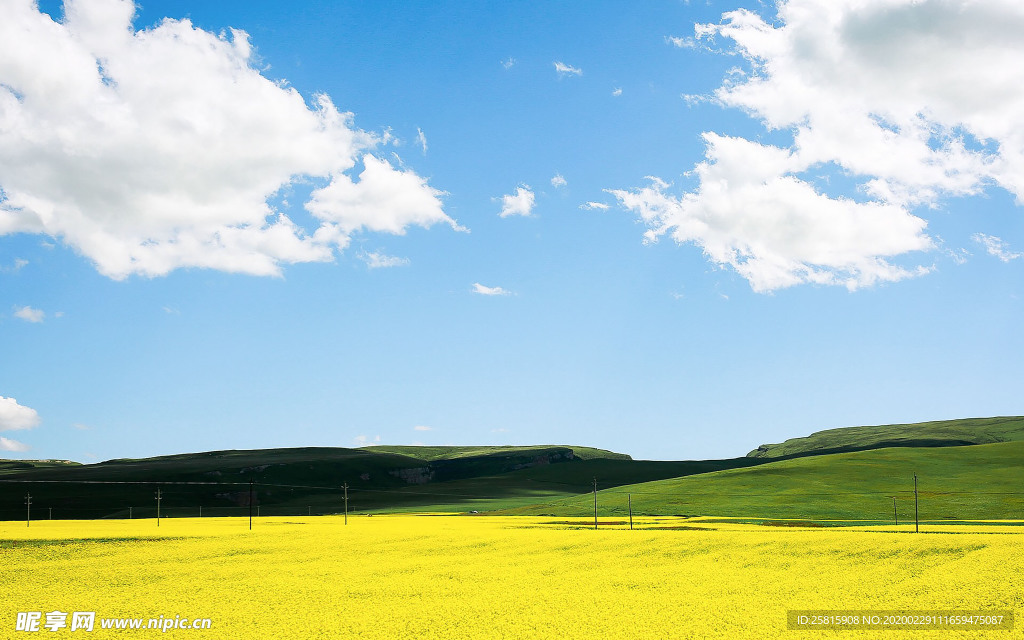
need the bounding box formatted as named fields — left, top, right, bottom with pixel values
left=501, top=57, right=516, bottom=70
left=550, top=174, right=567, bottom=188
left=413, top=425, right=432, bottom=431
left=472, top=283, right=510, bottom=296
left=360, top=251, right=410, bottom=269
left=13, top=305, right=45, bottom=322
left=611, top=136, right=934, bottom=292
left=973, top=233, right=1023, bottom=262
left=579, top=201, right=610, bottom=211
left=616, top=0, right=1024, bottom=291
left=0, top=0, right=459, bottom=279
left=612, top=88, right=623, bottom=97
left=353, top=434, right=381, bottom=446
left=0, top=436, right=29, bottom=452
left=498, top=186, right=535, bottom=218
left=0, top=396, right=40, bottom=431
left=554, top=61, right=582, bottom=77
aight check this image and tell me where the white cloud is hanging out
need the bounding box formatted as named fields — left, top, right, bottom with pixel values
left=498, top=186, right=535, bottom=218
left=13, top=305, right=45, bottom=323
left=579, top=201, right=610, bottom=211
left=0, top=436, right=29, bottom=452
left=1, top=258, right=28, bottom=273
left=353, top=434, right=381, bottom=446
left=501, top=57, right=516, bottom=70
left=360, top=251, right=410, bottom=269
left=0, top=396, right=41, bottom=431
left=71, top=423, right=91, bottom=430
left=702, top=0, right=1024, bottom=204
left=554, top=61, right=582, bottom=77
left=616, top=0, right=1024, bottom=292
left=947, top=247, right=970, bottom=265
left=472, top=283, right=511, bottom=296
left=973, top=233, right=1023, bottom=262
left=612, top=88, right=623, bottom=97
left=610, top=137, right=933, bottom=293
left=413, top=425, right=432, bottom=432
left=415, top=128, right=428, bottom=154
left=665, top=35, right=696, bottom=48
left=0, top=0, right=459, bottom=279
left=306, top=154, right=462, bottom=236
left=550, top=174, right=567, bottom=188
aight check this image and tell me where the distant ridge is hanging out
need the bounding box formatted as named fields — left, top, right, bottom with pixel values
left=363, top=445, right=632, bottom=462
left=747, top=416, right=1024, bottom=459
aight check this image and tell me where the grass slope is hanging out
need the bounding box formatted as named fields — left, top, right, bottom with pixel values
left=355, top=457, right=761, bottom=513
left=0, top=460, right=81, bottom=472
left=0, top=445, right=696, bottom=519
left=747, top=416, right=1024, bottom=459
left=506, top=441, right=1024, bottom=522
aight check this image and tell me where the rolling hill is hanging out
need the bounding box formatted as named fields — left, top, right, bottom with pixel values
left=747, top=416, right=1024, bottom=459
left=0, top=444, right=754, bottom=519
left=508, top=440, right=1024, bottom=522
left=3, top=416, right=1021, bottom=522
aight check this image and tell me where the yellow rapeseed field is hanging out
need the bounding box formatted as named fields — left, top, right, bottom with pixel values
left=2, top=515, right=1022, bottom=638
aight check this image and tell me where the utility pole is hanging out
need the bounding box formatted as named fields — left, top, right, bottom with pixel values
left=914, top=474, right=919, bottom=533
left=308, top=506, right=311, bottom=517
left=155, top=488, right=162, bottom=527
left=129, top=506, right=132, bottom=520
left=49, top=507, right=52, bottom=520
left=592, top=477, right=598, bottom=530
left=25, top=492, right=32, bottom=527
left=628, top=494, right=633, bottom=531
left=893, top=497, right=898, bottom=526
left=343, top=483, right=348, bottom=525
left=199, top=505, right=202, bottom=518
left=249, top=478, right=253, bottom=531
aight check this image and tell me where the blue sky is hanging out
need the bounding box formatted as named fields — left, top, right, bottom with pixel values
left=1, top=0, right=1022, bottom=462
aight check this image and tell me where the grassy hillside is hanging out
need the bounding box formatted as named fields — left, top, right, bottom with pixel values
left=352, top=456, right=762, bottom=513
left=7, top=417, right=1022, bottom=521
left=0, top=460, right=81, bottom=472
left=747, top=416, right=1024, bottom=459
left=0, top=445, right=735, bottom=519
left=507, top=441, right=1024, bottom=522
left=0, top=446, right=426, bottom=520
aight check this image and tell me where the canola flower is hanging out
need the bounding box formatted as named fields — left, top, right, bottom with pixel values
left=1, top=515, right=1022, bottom=638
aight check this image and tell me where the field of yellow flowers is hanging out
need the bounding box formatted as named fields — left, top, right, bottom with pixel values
left=2, top=515, right=1022, bottom=638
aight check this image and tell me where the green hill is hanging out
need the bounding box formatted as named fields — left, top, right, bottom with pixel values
left=6, top=416, right=1023, bottom=522
left=0, top=445, right=733, bottom=519
left=747, top=416, right=1024, bottom=459
left=507, top=440, right=1024, bottom=522
left=0, top=459, right=80, bottom=472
